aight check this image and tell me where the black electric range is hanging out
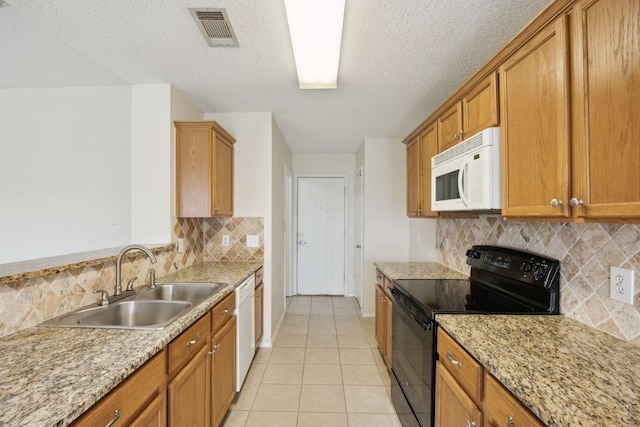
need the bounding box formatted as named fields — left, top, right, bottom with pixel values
left=389, top=245, right=560, bottom=427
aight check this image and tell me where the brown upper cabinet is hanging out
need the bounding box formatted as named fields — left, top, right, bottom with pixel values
left=174, top=121, right=235, bottom=217
left=568, top=0, right=640, bottom=220
left=437, top=72, right=499, bottom=152
left=502, top=0, right=640, bottom=220
left=500, top=16, right=570, bottom=219
left=406, top=122, right=439, bottom=217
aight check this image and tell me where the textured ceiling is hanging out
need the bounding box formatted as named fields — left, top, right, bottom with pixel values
left=2, top=0, right=552, bottom=152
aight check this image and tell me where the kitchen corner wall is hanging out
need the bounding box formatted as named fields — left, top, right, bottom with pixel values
left=436, top=216, right=640, bottom=345
left=0, top=216, right=266, bottom=338
left=0, top=218, right=204, bottom=338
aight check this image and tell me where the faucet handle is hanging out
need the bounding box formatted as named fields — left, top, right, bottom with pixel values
left=126, top=277, right=138, bottom=292
left=93, top=290, right=110, bottom=306
left=149, top=269, right=156, bottom=289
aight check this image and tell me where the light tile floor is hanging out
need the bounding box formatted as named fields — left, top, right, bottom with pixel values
left=221, top=296, right=401, bottom=427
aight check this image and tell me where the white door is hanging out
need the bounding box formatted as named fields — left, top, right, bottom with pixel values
left=296, top=177, right=346, bottom=295
left=354, top=167, right=364, bottom=307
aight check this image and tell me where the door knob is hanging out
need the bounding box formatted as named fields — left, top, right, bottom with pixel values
left=298, top=240, right=307, bottom=245
left=356, top=244, right=362, bottom=249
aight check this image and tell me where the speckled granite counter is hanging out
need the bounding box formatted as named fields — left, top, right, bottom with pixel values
left=0, top=261, right=261, bottom=427
left=437, top=314, right=640, bottom=426
left=374, top=261, right=468, bottom=280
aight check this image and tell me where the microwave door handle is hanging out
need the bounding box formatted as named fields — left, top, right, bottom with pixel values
left=458, top=156, right=470, bottom=207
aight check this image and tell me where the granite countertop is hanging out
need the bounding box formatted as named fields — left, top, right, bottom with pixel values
left=0, top=261, right=261, bottom=427
left=437, top=314, right=640, bottom=427
left=374, top=261, right=468, bottom=280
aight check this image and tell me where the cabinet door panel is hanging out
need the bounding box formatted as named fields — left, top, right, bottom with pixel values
left=463, top=72, right=499, bottom=137
left=500, top=17, right=570, bottom=218
left=130, top=393, right=166, bottom=427
left=438, top=102, right=463, bottom=152
left=211, top=316, right=237, bottom=427
left=176, top=126, right=212, bottom=217
left=406, top=136, right=421, bottom=216
left=212, top=136, right=234, bottom=216
left=434, top=362, right=482, bottom=427
left=572, top=0, right=640, bottom=218
left=419, top=123, right=439, bottom=218
left=168, top=345, right=210, bottom=427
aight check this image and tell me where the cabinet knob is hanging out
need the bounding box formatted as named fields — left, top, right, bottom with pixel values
left=453, top=132, right=459, bottom=139
left=459, top=129, right=465, bottom=137
left=506, top=414, right=515, bottom=427
left=569, top=197, right=584, bottom=207
left=465, top=420, right=476, bottom=427
left=550, top=199, right=563, bottom=207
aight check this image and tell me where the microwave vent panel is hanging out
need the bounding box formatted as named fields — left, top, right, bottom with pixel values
left=189, top=8, right=239, bottom=47
left=432, top=130, right=487, bottom=166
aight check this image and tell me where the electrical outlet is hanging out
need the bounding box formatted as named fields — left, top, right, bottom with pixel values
left=222, top=235, right=230, bottom=247
left=610, top=266, right=635, bottom=305
left=246, top=235, right=259, bottom=248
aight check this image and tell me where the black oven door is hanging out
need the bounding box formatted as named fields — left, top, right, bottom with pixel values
left=390, top=288, right=437, bottom=427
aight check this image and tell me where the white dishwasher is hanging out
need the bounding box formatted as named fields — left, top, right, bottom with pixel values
left=235, top=274, right=255, bottom=391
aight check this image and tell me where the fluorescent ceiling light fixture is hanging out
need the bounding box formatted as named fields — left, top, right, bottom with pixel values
left=284, top=0, right=345, bottom=89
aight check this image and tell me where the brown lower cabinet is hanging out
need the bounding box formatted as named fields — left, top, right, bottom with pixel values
left=211, top=315, right=236, bottom=427
left=435, top=361, right=482, bottom=427
left=70, top=350, right=167, bottom=427
left=435, top=329, right=544, bottom=427
left=71, top=291, right=237, bottom=427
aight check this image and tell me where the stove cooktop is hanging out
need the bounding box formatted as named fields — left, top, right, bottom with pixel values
left=392, top=246, right=561, bottom=319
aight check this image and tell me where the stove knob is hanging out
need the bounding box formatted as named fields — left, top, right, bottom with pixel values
left=522, top=263, right=532, bottom=273
left=532, top=265, right=544, bottom=278
left=466, top=249, right=481, bottom=259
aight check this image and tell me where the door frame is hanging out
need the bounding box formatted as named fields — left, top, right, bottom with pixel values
left=285, top=164, right=294, bottom=297
left=293, top=174, right=349, bottom=296
left=354, top=166, right=364, bottom=308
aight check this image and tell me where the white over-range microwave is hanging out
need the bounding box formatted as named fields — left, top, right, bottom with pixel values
left=431, top=126, right=501, bottom=211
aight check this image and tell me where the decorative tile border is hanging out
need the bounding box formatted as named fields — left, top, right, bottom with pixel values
left=436, top=216, right=640, bottom=344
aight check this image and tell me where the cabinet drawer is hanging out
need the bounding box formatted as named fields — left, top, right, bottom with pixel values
left=212, top=291, right=235, bottom=333
left=71, top=349, right=166, bottom=427
left=437, top=329, right=483, bottom=405
left=485, top=373, right=544, bottom=427
left=168, top=312, right=211, bottom=377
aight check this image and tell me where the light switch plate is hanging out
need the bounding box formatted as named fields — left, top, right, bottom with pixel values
left=246, top=235, right=259, bottom=248
left=176, top=238, right=184, bottom=254
left=222, top=235, right=230, bottom=247
left=610, top=266, right=635, bottom=305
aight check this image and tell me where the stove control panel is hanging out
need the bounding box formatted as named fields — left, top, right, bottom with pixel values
left=466, top=245, right=560, bottom=288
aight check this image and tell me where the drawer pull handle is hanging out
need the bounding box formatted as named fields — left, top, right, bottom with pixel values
left=465, top=420, right=476, bottom=427
left=187, top=333, right=201, bottom=347
left=105, top=408, right=121, bottom=427
left=446, top=351, right=462, bottom=368
left=506, top=415, right=515, bottom=427
left=222, top=307, right=232, bottom=314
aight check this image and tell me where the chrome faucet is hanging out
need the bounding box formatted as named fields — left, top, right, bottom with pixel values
left=115, top=244, right=157, bottom=296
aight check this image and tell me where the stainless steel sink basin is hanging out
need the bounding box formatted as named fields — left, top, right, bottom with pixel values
left=40, top=282, right=224, bottom=330
left=135, top=282, right=223, bottom=303
left=41, top=300, right=192, bottom=330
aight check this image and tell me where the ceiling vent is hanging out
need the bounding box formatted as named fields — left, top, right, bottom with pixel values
left=189, top=8, right=239, bottom=48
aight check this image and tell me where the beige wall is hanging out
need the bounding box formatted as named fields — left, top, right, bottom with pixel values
left=358, top=138, right=410, bottom=316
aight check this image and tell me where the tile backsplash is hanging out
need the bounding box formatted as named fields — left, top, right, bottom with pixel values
left=0, top=217, right=264, bottom=337
left=436, top=216, right=640, bottom=345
